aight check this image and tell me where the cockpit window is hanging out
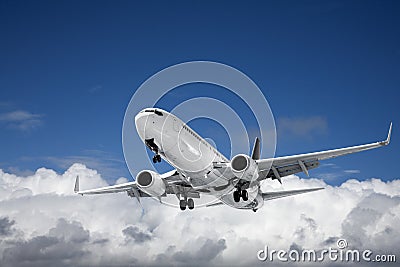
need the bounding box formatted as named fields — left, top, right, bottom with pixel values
left=154, top=110, right=163, bottom=116
left=143, top=109, right=163, bottom=116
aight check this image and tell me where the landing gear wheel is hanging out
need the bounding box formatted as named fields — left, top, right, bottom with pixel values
left=179, top=199, right=187, bottom=211
left=187, top=198, right=194, bottom=210
left=233, top=190, right=241, bottom=202
left=157, top=155, right=161, bottom=162
left=152, top=156, right=157, bottom=163
left=241, top=190, right=248, bottom=201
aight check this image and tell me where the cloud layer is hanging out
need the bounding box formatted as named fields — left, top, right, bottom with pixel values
left=0, top=110, right=43, bottom=131
left=0, top=164, right=399, bottom=266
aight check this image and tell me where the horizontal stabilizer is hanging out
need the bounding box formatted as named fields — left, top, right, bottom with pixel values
left=262, top=187, right=324, bottom=201
left=205, top=201, right=224, bottom=207
left=74, top=180, right=139, bottom=195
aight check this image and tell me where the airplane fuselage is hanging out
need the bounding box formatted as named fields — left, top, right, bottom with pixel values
left=134, top=108, right=263, bottom=210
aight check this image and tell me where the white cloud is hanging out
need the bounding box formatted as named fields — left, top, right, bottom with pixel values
left=0, top=110, right=43, bottom=131
left=344, top=169, right=361, bottom=174
left=316, top=164, right=361, bottom=181
left=0, top=164, right=399, bottom=266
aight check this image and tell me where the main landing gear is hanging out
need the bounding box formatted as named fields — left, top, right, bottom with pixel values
left=152, top=154, right=161, bottom=163
left=233, top=189, right=248, bottom=202
left=179, top=198, right=194, bottom=211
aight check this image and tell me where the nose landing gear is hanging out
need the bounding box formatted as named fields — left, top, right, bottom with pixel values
left=152, top=154, right=161, bottom=163
left=145, top=138, right=162, bottom=163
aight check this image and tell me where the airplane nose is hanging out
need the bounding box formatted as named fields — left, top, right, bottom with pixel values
left=135, top=108, right=167, bottom=140
left=135, top=112, right=150, bottom=139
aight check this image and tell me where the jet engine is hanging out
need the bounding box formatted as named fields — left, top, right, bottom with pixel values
left=136, top=170, right=166, bottom=197
left=230, top=154, right=259, bottom=182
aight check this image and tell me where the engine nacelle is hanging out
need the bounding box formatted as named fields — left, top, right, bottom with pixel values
left=230, top=154, right=259, bottom=182
left=136, top=170, right=166, bottom=197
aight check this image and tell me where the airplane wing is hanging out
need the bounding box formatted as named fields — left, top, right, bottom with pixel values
left=257, top=122, right=392, bottom=182
left=73, top=169, right=197, bottom=201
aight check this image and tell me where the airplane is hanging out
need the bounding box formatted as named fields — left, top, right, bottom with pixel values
left=74, top=108, right=392, bottom=212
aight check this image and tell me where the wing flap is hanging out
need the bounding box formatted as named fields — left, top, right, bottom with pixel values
left=258, top=160, right=319, bottom=181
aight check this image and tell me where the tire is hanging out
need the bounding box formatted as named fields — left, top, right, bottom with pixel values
left=187, top=198, right=194, bottom=210
left=241, top=190, right=248, bottom=201
left=233, top=190, right=240, bottom=202
left=179, top=199, right=187, bottom=210
left=152, top=156, right=157, bottom=163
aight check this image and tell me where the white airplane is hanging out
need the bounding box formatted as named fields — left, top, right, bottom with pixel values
left=74, top=108, right=392, bottom=212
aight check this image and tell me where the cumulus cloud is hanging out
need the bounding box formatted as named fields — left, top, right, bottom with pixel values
left=2, top=219, right=90, bottom=267
left=44, top=149, right=128, bottom=181
left=167, top=238, right=227, bottom=264
left=0, top=110, right=43, bottom=131
left=0, top=164, right=399, bottom=266
left=0, top=216, right=15, bottom=236
left=123, top=225, right=152, bottom=243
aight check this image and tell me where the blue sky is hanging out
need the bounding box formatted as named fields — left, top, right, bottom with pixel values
left=0, top=0, right=398, bottom=184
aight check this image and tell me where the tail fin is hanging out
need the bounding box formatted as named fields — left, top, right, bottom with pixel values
left=74, top=176, right=79, bottom=193
left=251, top=137, right=260, bottom=160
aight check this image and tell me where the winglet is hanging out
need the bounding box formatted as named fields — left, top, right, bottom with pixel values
left=385, top=122, right=392, bottom=145
left=74, top=175, right=79, bottom=193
